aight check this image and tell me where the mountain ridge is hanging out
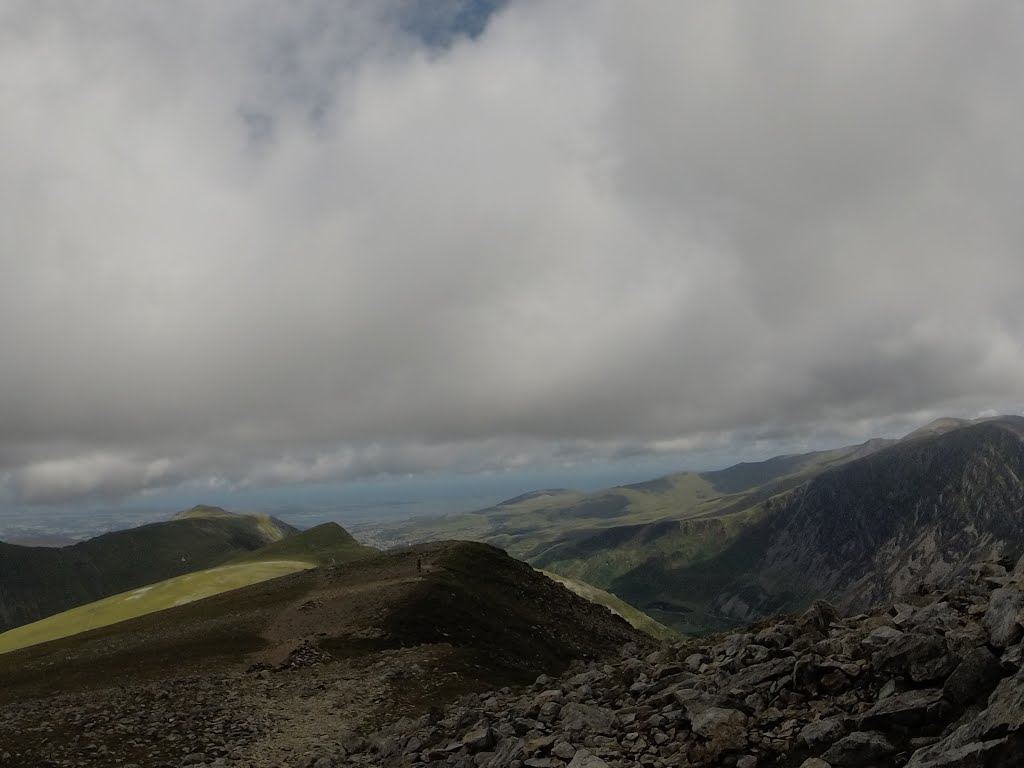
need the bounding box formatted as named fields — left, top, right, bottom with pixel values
left=0, top=507, right=298, bottom=633
left=0, top=540, right=648, bottom=766
left=627, top=416, right=1024, bottom=625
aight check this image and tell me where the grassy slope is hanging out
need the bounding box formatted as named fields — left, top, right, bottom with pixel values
left=0, top=560, right=313, bottom=655
left=541, top=570, right=676, bottom=642
left=229, top=522, right=376, bottom=566
left=0, top=541, right=649, bottom=706
left=173, top=505, right=293, bottom=543
left=0, top=522, right=378, bottom=655
left=0, top=513, right=300, bottom=633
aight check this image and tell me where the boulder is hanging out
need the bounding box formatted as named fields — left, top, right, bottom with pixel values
left=871, top=632, right=954, bottom=682
left=943, top=647, right=1003, bottom=705
left=802, top=600, right=840, bottom=632
left=731, top=656, right=796, bottom=691
left=798, top=716, right=847, bottom=751
left=821, top=731, right=895, bottom=767
left=566, top=750, right=609, bottom=768
left=1001, top=643, right=1023, bottom=671
left=860, top=688, right=947, bottom=729
left=690, top=707, right=748, bottom=755
left=984, top=588, right=1024, bottom=648
left=906, top=668, right=1024, bottom=767
left=861, top=625, right=902, bottom=650
left=905, top=738, right=1013, bottom=767
left=558, top=703, right=616, bottom=735
left=462, top=726, right=496, bottom=753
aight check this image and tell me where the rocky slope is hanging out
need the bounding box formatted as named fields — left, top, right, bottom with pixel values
left=333, top=556, right=1024, bottom=768
left=0, top=540, right=646, bottom=767
left=616, top=417, right=1024, bottom=625
left=0, top=506, right=297, bottom=633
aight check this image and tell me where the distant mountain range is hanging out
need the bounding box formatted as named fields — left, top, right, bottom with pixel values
left=666, top=415, right=1024, bottom=623
left=366, top=415, right=1024, bottom=633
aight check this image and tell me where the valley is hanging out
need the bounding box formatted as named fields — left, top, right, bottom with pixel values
left=361, top=417, right=1024, bottom=635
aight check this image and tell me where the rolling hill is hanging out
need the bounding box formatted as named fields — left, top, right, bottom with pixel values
left=0, top=521, right=378, bottom=655
left=0, top=505, right=297, bottom=633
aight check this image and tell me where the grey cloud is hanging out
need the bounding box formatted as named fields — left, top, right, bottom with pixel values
left=1, top=0, right=1023, bottom=504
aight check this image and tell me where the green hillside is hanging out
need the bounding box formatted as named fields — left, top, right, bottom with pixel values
left=0, top=521, right=378, bottom=655
left=0, top=560, right=312, bottom=655
left=540, top=570, right=676, bottom=642
left=0, top=507, right=298, bottom=633
left=172, top=504, right=239, bottom=520
left=229, top=522, right=378, bottom=566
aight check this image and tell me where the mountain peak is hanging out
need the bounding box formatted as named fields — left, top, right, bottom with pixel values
left=172, top=504, right=236, bottom=520
left=901, top=416, right=973, bottom=441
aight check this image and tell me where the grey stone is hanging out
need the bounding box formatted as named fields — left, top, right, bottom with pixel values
left=799, top=716, right=847, bottom=751
left=463, top=726, right=497, bottom=753
left=551, top=740, right=575, bottom=760
left=821, top=731, right=895, bottom=767
left=945, top=622, right=989, bottom=658
left=558, top=703, right=616, bottom=735
left=861, top=625, right=903, bottom=649
left=906, top=738, right=1012, bottom=767
left=983, top=588, right=1024, bottom=648
left=690, top=707, right=747, bottom=754
left=731, top=656, right=796, bottom=690
left=871, top=632, right=952, bottom=681
left=944, top=646, right=1003, bottom=705
left=860, top=688, right=947, bottom=729
left=1001, top=643, right=1023, bottom=671
left=801, top=599, right=840, bottom=632
left=905, top=667, right=1024, bottom=767
left=566, top=749, right=610, bottom=768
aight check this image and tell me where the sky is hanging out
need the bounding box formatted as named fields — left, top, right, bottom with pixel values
left=1, top=0, right=1023, bottom=515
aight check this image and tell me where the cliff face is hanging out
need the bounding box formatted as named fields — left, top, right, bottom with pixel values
left=768, top=418, right=1024, bottom=612
left=662, top=417, right=1024, bottom=622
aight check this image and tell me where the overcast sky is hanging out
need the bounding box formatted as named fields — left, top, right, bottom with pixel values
left=1, top=0, right=1023, bottom=508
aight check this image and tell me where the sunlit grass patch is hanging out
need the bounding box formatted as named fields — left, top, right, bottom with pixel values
left=0, top=560, right=313, bottom=655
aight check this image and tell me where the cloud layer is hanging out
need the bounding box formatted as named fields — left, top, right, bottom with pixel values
left=2, top=1, right=1023, bottom=503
